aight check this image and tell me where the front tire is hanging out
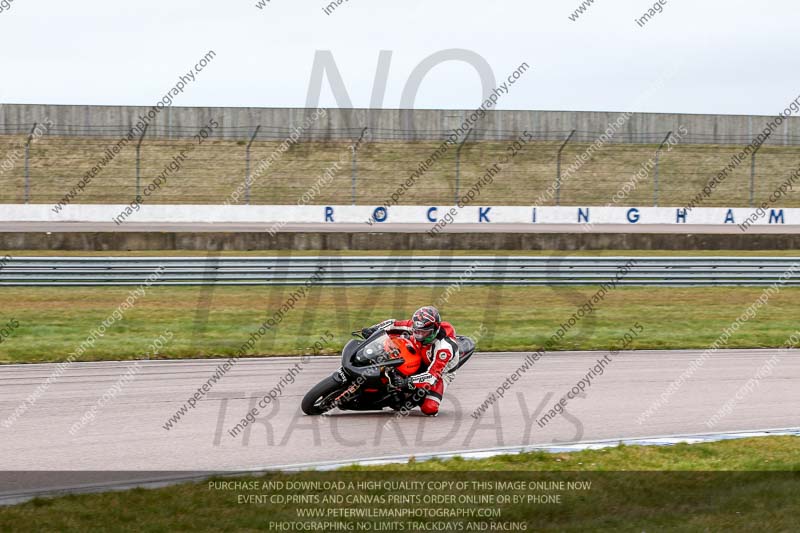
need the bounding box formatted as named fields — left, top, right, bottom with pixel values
left=302, top=376, right=348, bottom=415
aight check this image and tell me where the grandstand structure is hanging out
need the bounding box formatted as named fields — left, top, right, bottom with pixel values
left=1, top=107, right=799, bottom=208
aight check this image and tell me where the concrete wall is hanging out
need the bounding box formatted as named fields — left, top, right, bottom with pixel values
left=1, top=104, right=798, bottom=145
left=4, top=204, right=794, bottom=226
left=1, top=232, right=798, bottom=251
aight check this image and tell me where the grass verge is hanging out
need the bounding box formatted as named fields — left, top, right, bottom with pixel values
left=1, top=436, right=797, bottom=531
left=1, top=285, right=798, bottom=363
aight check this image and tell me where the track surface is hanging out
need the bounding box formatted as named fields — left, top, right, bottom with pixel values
left=2, top=222, right=800, bottom=233
left=0, top=349, right=797, bottom=499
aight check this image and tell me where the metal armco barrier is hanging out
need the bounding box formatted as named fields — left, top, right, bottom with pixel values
left=0, top=256, right=798, bottom=287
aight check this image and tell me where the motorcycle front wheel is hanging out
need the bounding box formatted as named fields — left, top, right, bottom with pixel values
left=301, top=376, right=348, bottom=415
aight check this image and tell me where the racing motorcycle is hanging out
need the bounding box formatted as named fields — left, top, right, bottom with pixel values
left=301, top=329, right=476, bottom=416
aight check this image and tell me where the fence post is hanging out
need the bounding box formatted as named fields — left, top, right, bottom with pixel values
left=135, top=123, right=148, bottom=198
left=750, top=141, right=762, bottom=208
left=555, top=129, right=576, bottom=206
left=245, top=125, right=261, bottom=205
left=455, top=127, right=474, bottom=204
left=654, top=131, right=672, bottom=207
left=24, top=123, right=37, bottom=204
left=351, top=127, right=367, bottom=205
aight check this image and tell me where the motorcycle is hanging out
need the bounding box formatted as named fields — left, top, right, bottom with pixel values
left=301, top=329, right=476, bottom=416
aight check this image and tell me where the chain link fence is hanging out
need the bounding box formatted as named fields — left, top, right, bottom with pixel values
left=1, top=123, right=799, bottom=207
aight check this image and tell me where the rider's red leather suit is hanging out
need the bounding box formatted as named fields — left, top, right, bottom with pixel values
left=371, top=319, right=460, bottom=416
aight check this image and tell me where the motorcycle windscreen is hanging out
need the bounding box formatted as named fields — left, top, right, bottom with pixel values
left=352, top=332, right=400, bottom=366
left=352, top=333, right=421, bottom=375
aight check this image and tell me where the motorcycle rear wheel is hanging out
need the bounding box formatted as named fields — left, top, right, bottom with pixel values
left=301, top=376, right=348, bottom=415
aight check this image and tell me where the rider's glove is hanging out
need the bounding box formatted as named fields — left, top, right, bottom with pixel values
left=393, top=376, right=415, bottom=390
left=361, top=326, right=377, bottom=338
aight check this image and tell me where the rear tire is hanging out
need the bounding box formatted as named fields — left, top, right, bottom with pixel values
left=301, top=376, right=347, bottom=415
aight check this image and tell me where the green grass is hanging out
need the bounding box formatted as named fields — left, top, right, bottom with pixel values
left=3, top=135, right=800, bottom=206
left=343, top=435, right=800, bottom=472
left=1, top=285, right=798, bottom=363
left=1, top=436, right=797, bottom=532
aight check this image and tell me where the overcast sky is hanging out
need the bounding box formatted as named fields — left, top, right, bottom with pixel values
left=0, top=0, right=795, bottom=116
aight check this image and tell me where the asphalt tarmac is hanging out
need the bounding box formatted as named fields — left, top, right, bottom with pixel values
left=0, top=349, right=796, bottom=502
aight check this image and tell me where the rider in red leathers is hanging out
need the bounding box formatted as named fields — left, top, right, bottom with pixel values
left=361, top=306, right=459, bottom=416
